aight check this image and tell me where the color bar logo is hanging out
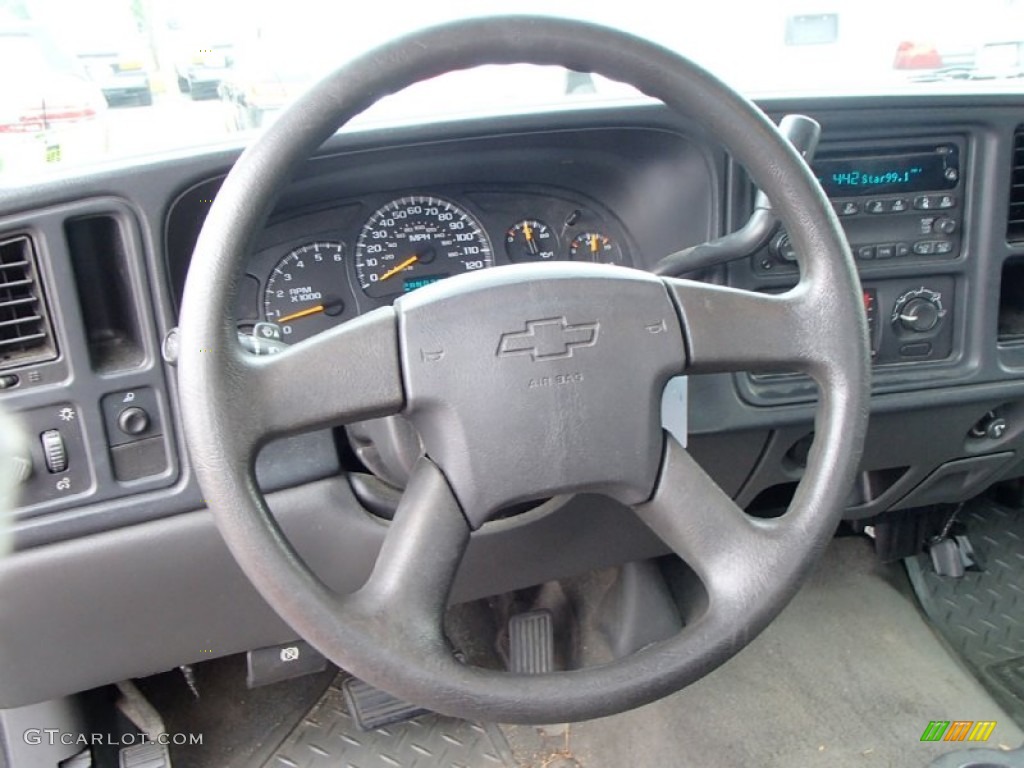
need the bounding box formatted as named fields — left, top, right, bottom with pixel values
left=920, top=721, right=997, bottom=742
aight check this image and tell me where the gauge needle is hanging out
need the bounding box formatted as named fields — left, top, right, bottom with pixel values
left=277, top=304, right=324, bottom=323
left=523, top=222, right=538, bottom=254
left=379, top=254, right=419, bottom=281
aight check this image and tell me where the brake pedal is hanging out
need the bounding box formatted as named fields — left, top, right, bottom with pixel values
left=341, top=676, right=429, bottom=731
left=509, top=610, right=554, bottom=674
left=119, top=741, right=171, bottom=768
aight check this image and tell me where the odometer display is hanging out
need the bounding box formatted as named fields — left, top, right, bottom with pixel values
left=355, top=196, right=492, bottom=298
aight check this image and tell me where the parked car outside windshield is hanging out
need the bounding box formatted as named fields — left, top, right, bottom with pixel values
left=0, top=23, right=108, bottom=177
left=1, top=0, right=1022, bottom=185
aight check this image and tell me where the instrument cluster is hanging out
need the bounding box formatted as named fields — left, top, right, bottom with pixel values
left=243, top=187, right=633, bottom=344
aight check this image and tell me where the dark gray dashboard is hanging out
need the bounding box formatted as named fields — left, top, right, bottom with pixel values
left=164, top=126, right=719, bottom=318
left=1, top=97, right=1024, bottom=708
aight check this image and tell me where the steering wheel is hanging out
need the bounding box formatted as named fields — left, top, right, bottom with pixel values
left=179, top=16, right=869, bottom=723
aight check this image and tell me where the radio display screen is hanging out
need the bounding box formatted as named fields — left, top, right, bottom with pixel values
left=813, top=146, right=958, bottom=197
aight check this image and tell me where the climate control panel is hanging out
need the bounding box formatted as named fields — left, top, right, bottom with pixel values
left=867, top=278, right=955, bottom=364
left=750, top=277, right=955, bottom=396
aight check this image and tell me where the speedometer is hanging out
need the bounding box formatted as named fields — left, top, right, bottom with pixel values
left=355, top=196, right=492, bottom=299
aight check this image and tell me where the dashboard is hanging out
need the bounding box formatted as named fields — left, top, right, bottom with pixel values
left=2, top=95, right=1024, bottom=709
left=161, top=125, right=716, bottom=331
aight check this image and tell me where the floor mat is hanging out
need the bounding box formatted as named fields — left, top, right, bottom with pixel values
left=905, top=501, right=1024, bottom=728
left=134, top=653, right=337, bottom=768
left=261, top=676, right=513, bottom=768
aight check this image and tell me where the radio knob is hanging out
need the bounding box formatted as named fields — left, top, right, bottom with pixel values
left=933, top=216, right=957, bottom=235
left=898, top=297, right=941, bottom=332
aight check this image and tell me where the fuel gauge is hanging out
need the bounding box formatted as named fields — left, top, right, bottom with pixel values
left=570, top=231, right=622, bottom=264
left=506, top=219, right=557, bottom=262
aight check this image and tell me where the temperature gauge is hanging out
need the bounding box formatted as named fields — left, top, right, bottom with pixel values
left=570, top=232, right=622, bottom=264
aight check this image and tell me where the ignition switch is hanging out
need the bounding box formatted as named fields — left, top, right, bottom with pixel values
left=969, top=411, right=1008, bottom=441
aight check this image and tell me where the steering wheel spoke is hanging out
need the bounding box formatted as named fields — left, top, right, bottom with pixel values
left=345, top=457, right=469, bottom=629
left=241, top=306, right=405, bottom=442
left=666, top=278, right=829, bottom=376
left=635, top=436, right=773, bottom=608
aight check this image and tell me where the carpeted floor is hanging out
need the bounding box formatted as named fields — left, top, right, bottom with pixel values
left=523, top=536, right=1023, bottom=767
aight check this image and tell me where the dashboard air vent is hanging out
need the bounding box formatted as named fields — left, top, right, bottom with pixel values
left=1010, top=126, right=1024, bottom=243
left=0, top=236, right=56, bottom=370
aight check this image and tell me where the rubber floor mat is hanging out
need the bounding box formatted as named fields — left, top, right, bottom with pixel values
left=262, top=675, right=514, bottom=768
left=905, top=501, right=1024, bottom=728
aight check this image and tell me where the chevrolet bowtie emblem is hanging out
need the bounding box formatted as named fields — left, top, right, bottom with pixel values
left=497, top=317, right=599, bottom=361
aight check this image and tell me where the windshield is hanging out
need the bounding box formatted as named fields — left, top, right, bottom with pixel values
left=2, top=0, right=1023, bottom=184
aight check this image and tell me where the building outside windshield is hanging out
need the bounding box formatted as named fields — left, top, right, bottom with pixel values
left=1, top=0, right=1023, bottom=185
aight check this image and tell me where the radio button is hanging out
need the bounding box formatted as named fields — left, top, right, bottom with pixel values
left=934, top=240, right=954, bottom=255
left=835, top=201, right=860, bottom=216
left=913, top=241, right=936, bottom=255
left=876, top=244, right=895, bottom=259
left=865, top=200, right=887, bottom=214
left=896, top=243, right=911, bottom=257
left=890, top=198, right=909, bottom=213
left=914, top=194, right=958, bottom=211
left=857, top=245, right=876, bottom=260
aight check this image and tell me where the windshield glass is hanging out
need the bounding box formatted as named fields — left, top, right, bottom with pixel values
left=2, top=0, right=1023, bottom=184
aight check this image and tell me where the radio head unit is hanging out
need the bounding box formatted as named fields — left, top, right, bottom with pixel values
left=758, top=139, right=965, bottom=272
left=814, top=144, right=959, bottom=197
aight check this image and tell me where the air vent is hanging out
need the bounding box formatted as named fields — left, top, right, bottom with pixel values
left=0, top=236, right=56, bottom=370
left=1010, top=126, right=1024, bottom=243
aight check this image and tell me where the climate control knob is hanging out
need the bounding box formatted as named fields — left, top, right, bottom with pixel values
left=899, top=298, right=940, bottom=332
left=892, top=288, right=946, bottom=334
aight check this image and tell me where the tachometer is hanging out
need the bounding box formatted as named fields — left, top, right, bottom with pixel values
left=355, top=196, right=492, bottom=299
left=263, top=242, right=349, bottom=343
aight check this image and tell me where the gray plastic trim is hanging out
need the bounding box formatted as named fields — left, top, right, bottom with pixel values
left=0, top=478, right=667, bottom=709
